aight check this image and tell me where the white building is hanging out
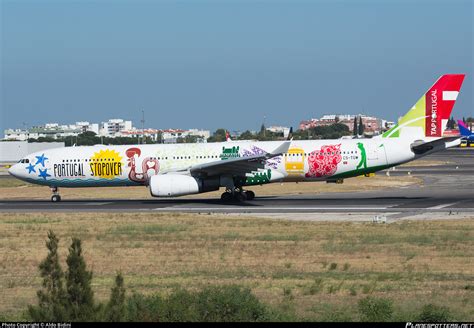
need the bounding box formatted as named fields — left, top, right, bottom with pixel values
left=3, top=118, right=209, bottom=143
left=76, top=121, right=99, bottom=134
left=100, top=119, right=133, bottom=137
left=3, top=129, right=30, bottom=141
left=114, top=128, right=210, bottom=143
left=187, top=129, right=211, bottom=139
left=4, top=121, right=101, bottom=141
left=266, top=126, right=291, bottom=138
left=161, top=129, right=210, bottom=143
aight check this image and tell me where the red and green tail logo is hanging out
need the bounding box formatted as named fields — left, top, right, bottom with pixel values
left=383, top=74, right=465, bottom=139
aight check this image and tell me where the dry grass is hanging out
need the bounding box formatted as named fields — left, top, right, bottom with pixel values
left=0, top=175, right=420, bottom=200
left=0, top=212, right=473, bottom=320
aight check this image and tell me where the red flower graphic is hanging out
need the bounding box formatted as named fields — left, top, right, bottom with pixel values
left=306, top=144, right=342, bottom=178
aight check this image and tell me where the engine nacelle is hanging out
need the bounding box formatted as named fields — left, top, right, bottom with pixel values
left=149, top=174, right=199, bottom=197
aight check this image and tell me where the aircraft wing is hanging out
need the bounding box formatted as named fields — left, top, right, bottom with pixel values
left=164, top=141, right=291, bottom=178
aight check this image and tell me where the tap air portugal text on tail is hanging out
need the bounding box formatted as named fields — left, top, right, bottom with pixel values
left=9, top=74, right=466, bottom=202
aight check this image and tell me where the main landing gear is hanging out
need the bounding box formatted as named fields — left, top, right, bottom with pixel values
left=51, top=186, right=61, bottom=202
left=220, top=188, right=255, bottom=202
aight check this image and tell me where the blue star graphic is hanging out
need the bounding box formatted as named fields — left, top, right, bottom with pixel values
left=38, top=168, right=51, bottom=180
left=26, top=163, right=36, bottom=174
left=35, top=154, right=48, bottom=167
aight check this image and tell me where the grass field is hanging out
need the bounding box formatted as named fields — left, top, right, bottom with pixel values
left=0, top=212, right=473, bottom=321
left=0, top=175, right=420, bottom=200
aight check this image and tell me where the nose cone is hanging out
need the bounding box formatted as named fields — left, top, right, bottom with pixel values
left=8, top=163, right=21, bottom=178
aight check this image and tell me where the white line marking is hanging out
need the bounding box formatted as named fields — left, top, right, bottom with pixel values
left=154, top=207, right=388, bottom=211
left=428, top=202, right=459, bottom=210
left=84, top=202, right=111, bottom=206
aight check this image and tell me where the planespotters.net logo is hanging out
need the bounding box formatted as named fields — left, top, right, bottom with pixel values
left=406, top=323, right=474, bottom=328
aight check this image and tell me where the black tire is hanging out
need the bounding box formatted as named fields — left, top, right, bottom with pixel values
left=220, top=192, right=233, bottom=202
left=234, top=192, right=247, bottom=202
left=51, top=195, right=61, bottom=202
left=245, top=190, right=255, bottom=200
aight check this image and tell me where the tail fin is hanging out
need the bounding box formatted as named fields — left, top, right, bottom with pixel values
left=287, top=127, right=293, bottom=140
left=382, top=74, right=465, bottom=139
left=457, top=120, right=472, bottom=137
left=225, top=130, right=232, bottom=142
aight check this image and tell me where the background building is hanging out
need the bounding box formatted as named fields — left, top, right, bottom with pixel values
left=100, top=119, right=133, bottom=137
left=4, top=121, right=100, bottom=141
left=299, top=114, right=385, bottom=135
left=266, top=126, right=291, bottom=138
left=3, top=119, right=210, bottom=144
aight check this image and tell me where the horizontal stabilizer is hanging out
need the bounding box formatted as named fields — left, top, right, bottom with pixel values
left=411, top=137, right=460, bottom=155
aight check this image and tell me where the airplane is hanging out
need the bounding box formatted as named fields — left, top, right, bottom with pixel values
left=9, top=74, right=465, bottom=202
left=457, top=120, right=474, bottom=142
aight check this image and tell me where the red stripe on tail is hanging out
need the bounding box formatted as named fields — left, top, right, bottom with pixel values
left=425, top=74, right=465, bottom=137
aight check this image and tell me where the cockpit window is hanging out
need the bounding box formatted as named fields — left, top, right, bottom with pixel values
left=18, top=159, right=30, bottom=163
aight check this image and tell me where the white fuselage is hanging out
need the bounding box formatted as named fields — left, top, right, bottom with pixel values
left=9, top=138, right=417, bottom=190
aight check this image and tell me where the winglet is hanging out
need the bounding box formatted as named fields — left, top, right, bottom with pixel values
left=267, top=140, right=291, bottom=158
left=287, top=127, right=293, bottom=140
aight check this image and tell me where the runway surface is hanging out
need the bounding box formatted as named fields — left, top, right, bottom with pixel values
left=0, top=148, right=472, bottom=215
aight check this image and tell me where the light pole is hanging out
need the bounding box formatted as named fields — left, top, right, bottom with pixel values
left=141, top=109, right=145, bottom=144
left=22, top=122, right=28, bottom=141
left=263, top=115, right=266, bottom=138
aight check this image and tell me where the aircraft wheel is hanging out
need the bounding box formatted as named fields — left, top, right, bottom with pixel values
left=51, top=195, right=61, bottom=202
left=244, top=190, right=255, bottom=200
left=234, top=192, right=247, bottom=202
left=220, top=192, right=233, bottom=202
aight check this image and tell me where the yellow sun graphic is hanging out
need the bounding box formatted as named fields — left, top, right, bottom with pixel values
left=90, top=149, right=123, bottom=179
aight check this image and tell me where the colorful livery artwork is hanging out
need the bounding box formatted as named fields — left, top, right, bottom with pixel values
left=8, top=74, right=465, bottom=202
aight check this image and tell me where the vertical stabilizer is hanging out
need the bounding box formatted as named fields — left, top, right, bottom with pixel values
left=382, top=74, right=465, bottom=139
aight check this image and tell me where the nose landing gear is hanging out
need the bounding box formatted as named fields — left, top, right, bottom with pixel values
left=51, top=187, right=61, bottom=202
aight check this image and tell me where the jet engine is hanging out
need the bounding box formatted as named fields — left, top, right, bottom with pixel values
left=149, top=174, right=200, bottom=197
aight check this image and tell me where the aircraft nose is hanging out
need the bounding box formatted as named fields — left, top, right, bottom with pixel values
left=8, top=163, right=21, bottom=178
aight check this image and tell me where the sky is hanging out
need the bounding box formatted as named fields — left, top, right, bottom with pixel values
left=1, top=0, right=473, bottom=135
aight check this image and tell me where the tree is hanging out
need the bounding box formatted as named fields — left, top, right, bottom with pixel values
left=105, top=273, right=126, bottom=322
left=80, top=131, right=98, bottom=138
left=238, top=130, right=256, bottom=140
left=358, top=116, right=365, bottom=136
left=29, top=231, right=68, bottom=321
left=446, top=116, right=456, bottom=129
left=66, top=238, right=96, bottom=321
left=358, top=296, right=393, bottom=322
left=183, top=135, right=199, bottom=143
left=353, top=116, right=358, bottom=136
left=77, top=132, right=100, bottom=146
left=207, top=129, right=227, bottom=142
left=418, top=304, right=451, bottom=322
